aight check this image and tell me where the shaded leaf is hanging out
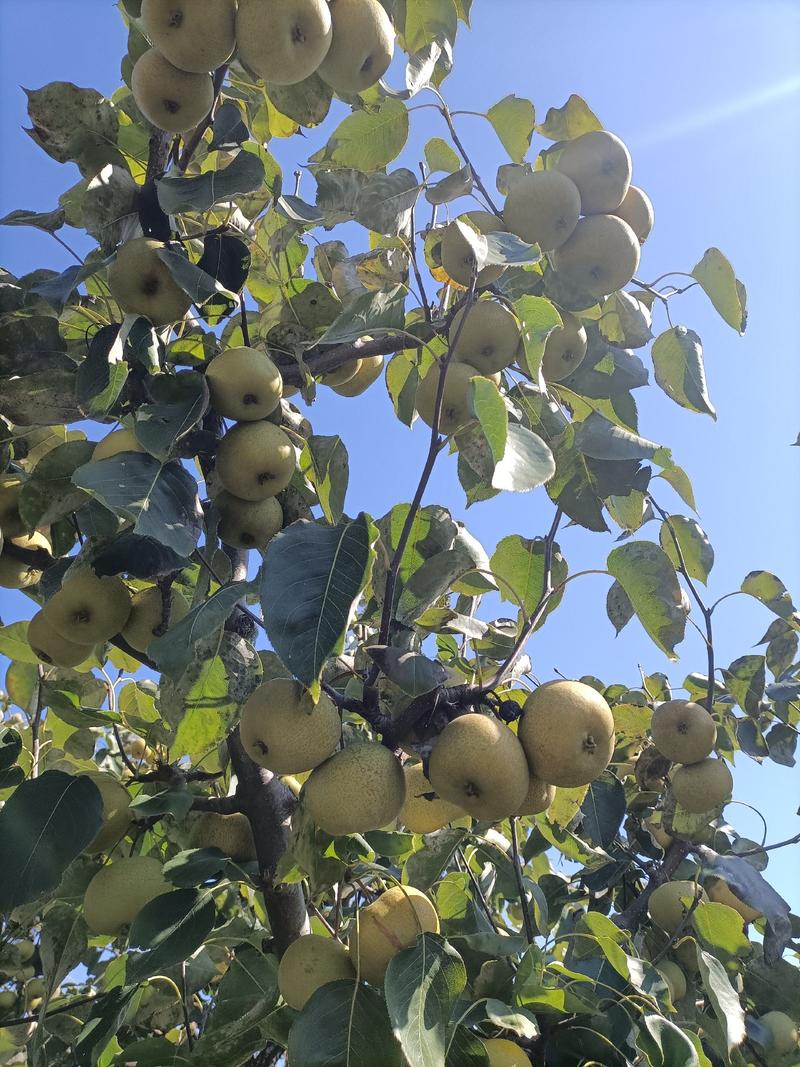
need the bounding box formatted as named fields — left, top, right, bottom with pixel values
left=288, top=980, right=402, bottom=1067
left=156, top=150, right=265, bottom=214
left=659, top=515, right=714, bottom=584
left=366, top=647, right=448, bottom=696
left=318, top=285, right=406, bottom=344
left=651, top=326, right=715, bottom=418
left=128, top=887, right=216, bottom=983
left=607, top=541, right=686, bottom=657
left=300, top=434, right=349, bottom=525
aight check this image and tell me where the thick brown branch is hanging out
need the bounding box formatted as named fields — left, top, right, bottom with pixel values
left=615, top=839, right=691, bottom=932
left=191, top=794, right=243, bottom=814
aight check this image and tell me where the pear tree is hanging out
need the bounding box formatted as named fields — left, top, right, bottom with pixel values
left=0, top=1, right=798, bottom=1065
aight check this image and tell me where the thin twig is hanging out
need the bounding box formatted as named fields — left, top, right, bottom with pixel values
left=733, top=830, right=800, bottom=857
left=29, top=665, right=45, bottom=778
left=178, top=65, right=229, bottom=172
left=429, top=89, right=503, bottom=219
left=194, top=550, right=266, bottom=633
left=239, top=294, right=251, bottom=348
left=181, top=960, right=194, bottom=1050
left=409, top=196, right=432, bottom=324
left=456, top=848, right=499, bottom=933
left=509, top=817, right=535, bottom=944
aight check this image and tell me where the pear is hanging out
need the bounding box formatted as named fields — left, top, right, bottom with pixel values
left=541, top=310, right=587, bottom=381
left=43, top=571, right=132, bottom=644
left=217, top=491, right=283, bottom=551
left=758, top=1012, right=799, bottom=1056
left=650, top=699, right=716, bottom=765
left=656, top=961, right=687, bottom=1003
left=648, top=880, right=707, bottom=934
left=612, top=184, right=654, bottom=243
left=122, top=585, right=190, bottom=652
left=317, top=0, right=394, bottom=94
left=516, top=775, right=555, bottom=816
left=503, top=170, right=581, bottom=251
left=132, top=48, right=214, bottom=133
left=551, top=214, right=640, bottom=298
left=0, top=991, right=16, bottom=1012
left=237, top=0, right=333, bottom=85
left=278, top=934, right=355, bottom=1009
left=189, top=812, right=257, bottom=861
left=108, top=238, right=192, bottom=326
left=331, top=354, right=384, bottom=396
left=321, top=359, right=361, bottom=387
left=670, top=758, right=732, bottom=813
left=82, top=855, right=169, bottom=936
left=706, top=878, right=760, bottom=923
left=27, top=610, right=94, bottom=668
left=440, top=211, right=506, bottom=289
left=303, top=742, right=405, bottom=836
left=239, top=677, right=341, bottom=774
left=428, top=714, right=530, bottom=821
left=519, top=680, right=615, bottom=788
left=215, top=421, right=296, bottom=501
left=205, top=347, right=283, bottom=421
left=482, top=1038, right=530, bottom=1067
left=399, top=762, right=465, bottom=834
left=0, top=475, right=25, bottom=539
left=84, top=774, right=132, bottom=854
left=415, top=361, right=483, bottom=436
left=141, top=0, right=236, bottom=73
left=92, top=427, right=146, bottom=462
left=554, top=130, right=632, bottom=214
left=449, top=300, right=522, bottom=374
left=0, top=531, right=50, bottom=590
left=348, top=885, right=438, bottom=985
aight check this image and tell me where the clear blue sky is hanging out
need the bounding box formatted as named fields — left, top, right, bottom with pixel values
left=1, top=2, right=798, bottom=908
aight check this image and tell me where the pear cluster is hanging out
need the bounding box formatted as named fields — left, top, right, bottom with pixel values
left=0, top=476, right=51, bottom=591
left=650, top=698, right=732, bottom=813
left=133, top=0, right=395, bottom=138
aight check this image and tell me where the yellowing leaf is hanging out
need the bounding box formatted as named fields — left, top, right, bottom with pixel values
left=487, top=94, right=536, bottom=163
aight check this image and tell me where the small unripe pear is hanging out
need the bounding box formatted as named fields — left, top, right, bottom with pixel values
left=205, top=348, right=283, bottom=422
left=706, top=878, right=760, bottom=924
left=656, top=960, right=686, bottom=1003
left=758, top=1011, right=798, bottom=1055
left=399, top=762, right=465, bottom=833
left=671, top=758, right=732, bottom=813
left=449, top=300, right=522, bottom=375
left=415, top=361, right=484, bottom=436
left=503, top=169, right=581, bottom=251
left=519, top=681, right=615, bottom=788
left=331, top=354, right=384, bottom=396
left=516, top=775, right=555, bottom=816
left=303, top=742, right=405, bottom=836
left=482, top=1037, right=530, bottom=1066
left=551, top=214, right=640, bottom=298
left=82, top=855, right=169, bottom=935
left=215, top=422, right=296, bottom=501
left=648, top=880, right=707, bottom=934
left=0, top=475, right=25, bottom=539
left=541, top=310, right=587, bottom=382
left=240, top=678, right=341, bottom=774
left=189, top=812, right=257, bottom=861
left=122, top=585, right=190, bottom=652
left=0, top=531, right=50, bottom=590
left=439, top=212, right=506, bottom=289
left=216, top=492, right=283, bottom=552
left=84, top=774, right=132, bottom=854
left=612, top=185, right=654, bottom=243
left=650, top=699, right=716, bottom=765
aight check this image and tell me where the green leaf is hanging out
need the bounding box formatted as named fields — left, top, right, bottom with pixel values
left=606, top=580, right=634, bottom=635
left=741, top=570, right=797, bottom=623
left=356, top=169, right=420, bottom=235
left=25, top=82, right=120, bottom=175
left=154, top=247, right=238, bottom=306
left=637, top=1014, right=701, bottom=1067
left=202, top=945, right=278, bottom=1033
left=0, top=727, right=22, bottom=772
left=599, top=291, right=653, bottom=349
left=690, top=902, right=751, bottom=958
left=491, top=424, right=555, bottom=493
left=318, top=99, right=410, bottom=172
left=424, top=137, right=460, bottom=174
left=651, top=326, right=715, bottom=418
left=384, top=934, right=467, bottom=1067
left=469, top=376, right=507, bottom=466
left=487, top=95, right=535, bottom=162
left=607, top=541, right=686, bottom=658
left=318, top=285, right=406, bottom=344
left=128, top=788, right=194, bottom=821
left=76, top=324, right=128, bottom=417
left=128, top=888, right=216, bottom=983
left=18, top=439, right=94, bottom=529
left=267, top=74, right=333, bottom=128
left=39, top=902, right=88, bottom=992
left=514, top=295, right=563, bottom=377
left=405, top=828, right=469, bottom=890
left=261, top=514, right=376, bottom=691
left=300, top=435, right=349, bottom=525
left=0, top=369, right=83, bottom=425
left=399, top=0, right=459, bottom=53
left=536, top=95, right=602, bottom=140
left=156, top=150, right=266, bottom=214
left=366, top=647, right=448, bottom=696
left=723, top=654, right=765, bottom=716
left=691, top=248, right=747, bottom=333
left=0, top=207, right=65, bottom=232
left=696, top=947, right=746, bottom=1055
left=162, top=848, right=229, bottom=888
left=0, top=770, right=102, bottom=910
left=149, top=580, right=255, bottom=676
left=580, top=772, right=626, bottom=849
left=73, top=454, right=203, bottom=558
left=0, top=621, right=40, bottom=664
left=659, top=515, right=714, bottom=584
left=288, top=980, right=402, bottom=1067
left=134, top=371, right=209, bottom=461
left=490, top=534, right=567, bottom=619
left=575, top=412, right=659, bottom=462
left=425, top=164, right=473, bottom=206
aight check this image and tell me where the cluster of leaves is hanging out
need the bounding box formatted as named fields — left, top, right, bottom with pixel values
left=0, top=1, right=798, bottom=1066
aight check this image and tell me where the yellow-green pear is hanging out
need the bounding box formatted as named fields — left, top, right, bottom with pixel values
left=348, top=885, right=439, bottom=985
left=217, top=491, right=283, bottom=551
left=237, top=0, right=332, bottom=85
left=706, top=878, right=761, bottom=923
left=240, top=678, right=341, bottom=774
left=321, top=359, right=361, bottom=387
left=612, top=185, right=654, bottom=243
left=141, top=0, right=236, bottom=73
left=84, top=774, right=132, bottom=854
left=449, top=300, right=522, bottom=374
left=670, top=758, right=732, bottom=813
left=415, top=361, right=483, bottom=436
left=27, top=610, right=95, bottom=669
left=399, top=762, right=465, bottom=834
left=0, top=476, right=25, bottom=539
left=131, top=48, right=215, bottom=133
left=650, top=699, right=716, bottom=765
left=551, top=214, right=640, bottom=298
left=482, top=1038, right=530, bottom=1066
left=215, top=421, right=296, bottom=501
left=82, top=855, right=170, bottom=936
left=0, top=531, right=50, bottom=590
left=541, top=310, right=587, bottom=382
left=428, top=714, right=530, bottom=821
left=331, top=354, right=384, bottom=396
left=648, top=880, right=707, bottom=934
left=122, top=585, right=190, bottom=652
left=656, top=960, right=686, bottom=1003
left=108, top=238, right=193, bottom=326
left=189, top=812, right=257, bottom=861
left=317, top=0, right=394, bottom=94
left=519, top=680, right=615, bottom=788
left=517, top=775, right=555, bottom=816
left=503, top=170, right=581, bottom=251
left=206, top=347, right=283, bottom=421
left=303, top=742, right=405, bottom=836
left=554, top=130, right=632, bottom=214
left=758, top=1012, right=799, bottom=1056
left=92, top=428, right=146, bottom=462
left=14, top=941, right=35, bottom=965
left=43, top=571, right=131, bottom=644
left=440, top=211, right=506, bottom=289
left=278, top=934, right=355, bottom=1009
left=0, top=991, right=16, bottom=1012
left=644, top=818, right=673, bottom=851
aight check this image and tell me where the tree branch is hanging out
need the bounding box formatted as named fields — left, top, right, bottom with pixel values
left=510, top=816, right=535, bottom=944
left=177, top=64, right=229, bottom=173
left=615, top=839, right=692, bottom=932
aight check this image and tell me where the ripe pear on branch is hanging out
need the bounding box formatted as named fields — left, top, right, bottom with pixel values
left=141, top=0, right=236, bottom=74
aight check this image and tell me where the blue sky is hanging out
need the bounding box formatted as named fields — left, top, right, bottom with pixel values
left=0, top=1, right=798, bottom=909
